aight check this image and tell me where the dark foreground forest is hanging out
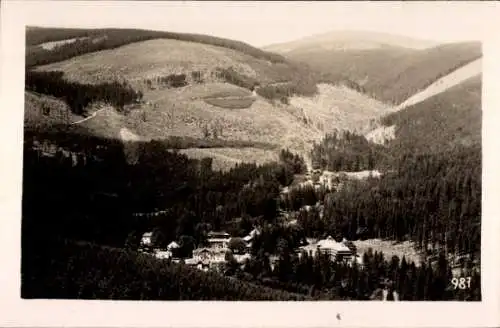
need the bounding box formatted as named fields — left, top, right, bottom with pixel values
left=22, top=126, right=481, bottom=301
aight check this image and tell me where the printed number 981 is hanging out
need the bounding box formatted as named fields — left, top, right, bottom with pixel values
left=451, top=277, right=471, bottom=289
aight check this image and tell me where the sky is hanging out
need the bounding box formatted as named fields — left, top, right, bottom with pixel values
left=10, top=1, right=498, bottom=47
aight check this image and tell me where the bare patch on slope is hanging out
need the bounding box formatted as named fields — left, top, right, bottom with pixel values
left=123, top=84, right=324, bottom=157
left=289, top=83, right=391, bottom=134
left=39, top=37, right=89, bottom=50
left=35, top=38, right=259, bottom=85
left=365, top=125, right=396, bottom=145
left=394, top=57, right=482, bottom=111
left=119, top=127, right=145, bottom=142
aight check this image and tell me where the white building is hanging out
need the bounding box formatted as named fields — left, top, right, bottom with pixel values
left=140, top=232, right=153, bottom=248
left=207, top=231, right=231, bottom=249
left=242, top=228, right=261, bottom=244
left=317, top=236, right=353, bottom=262
left=154, top=250, right=172, bottom=260
left=299, top=236, right=355, bottom=262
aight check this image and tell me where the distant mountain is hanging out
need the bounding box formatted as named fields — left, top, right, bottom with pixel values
left=265, top=30, right=482, bottom=105
left=264, top=30, right=438, bottom=53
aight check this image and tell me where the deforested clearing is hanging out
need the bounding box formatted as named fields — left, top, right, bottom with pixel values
left=34, top=38, right=290, bottom=86
left=122, top=85, right=325, bottom=156
left=289, top=83, right=391, bottom=133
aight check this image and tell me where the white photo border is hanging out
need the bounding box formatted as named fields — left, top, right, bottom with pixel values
left=1, top=1, right=499, bottom=327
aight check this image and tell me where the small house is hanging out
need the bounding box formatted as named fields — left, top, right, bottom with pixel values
left=242, top=228, right=261, bottom=249
left=140, top=232, right=153, bottom=248
left=243, top=228, right=260, bottom=243
left=167, top=241, right=180, bottom=251
left=154, top=250, right=172, bottom=260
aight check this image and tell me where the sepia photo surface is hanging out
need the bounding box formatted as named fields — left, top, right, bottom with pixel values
left=1, top=1, right=500, bottom=327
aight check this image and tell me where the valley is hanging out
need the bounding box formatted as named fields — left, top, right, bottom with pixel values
left=22, top=26, right=482, bottom=302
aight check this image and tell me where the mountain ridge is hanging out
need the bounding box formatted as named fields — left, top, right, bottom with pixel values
left=263, top=30, right=439, bottom=53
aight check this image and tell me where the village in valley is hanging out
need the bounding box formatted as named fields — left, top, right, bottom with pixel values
left=136, top=167, right=386, bottom=293
left=140, top=229, right=362, bottom=274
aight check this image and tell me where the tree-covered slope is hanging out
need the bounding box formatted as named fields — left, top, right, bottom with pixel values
left=273, top=39, right=481, bottom=105
left=382, top=75, right=482, bottom=154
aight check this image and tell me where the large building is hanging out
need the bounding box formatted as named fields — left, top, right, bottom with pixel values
left=317, top=236, right=353, bottom=261
left=299, top=236, right=356, bottom=263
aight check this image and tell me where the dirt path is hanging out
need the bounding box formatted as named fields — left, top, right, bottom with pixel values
left=71, top=108, right=106, bottom=125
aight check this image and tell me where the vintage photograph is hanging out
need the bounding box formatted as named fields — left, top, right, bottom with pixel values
left=20, top=2, right=482, bottom=302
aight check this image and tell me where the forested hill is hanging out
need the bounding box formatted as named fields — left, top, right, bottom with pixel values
left=268, top=35, right=481, bottom=105
left=26, top=26, right=287, bottom=67
left=382, top=74, right=482, bottom=154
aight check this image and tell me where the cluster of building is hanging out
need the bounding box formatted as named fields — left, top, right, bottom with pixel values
left=139, top=230, right=259, bottom=272
left=140, top=227, right=363, bottom=273
left=283, top=169, right=383, bottom=193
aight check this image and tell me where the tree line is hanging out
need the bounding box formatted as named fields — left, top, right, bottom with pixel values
left=25, top=70, right=142, bottom=115
left=311, top=129, right=390, bottom=171
left=233, top=239, right=480, bottom=301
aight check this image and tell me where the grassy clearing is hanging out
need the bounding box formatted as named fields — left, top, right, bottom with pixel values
left=353, top=239, right=423, bottom=266
left=179, top=147, right=279, bottom=171
left=289, top=83, right=391, bottom=134
left=203, top=96, right=255, bottom=109
left=205, top=89, right=252, bottom=98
